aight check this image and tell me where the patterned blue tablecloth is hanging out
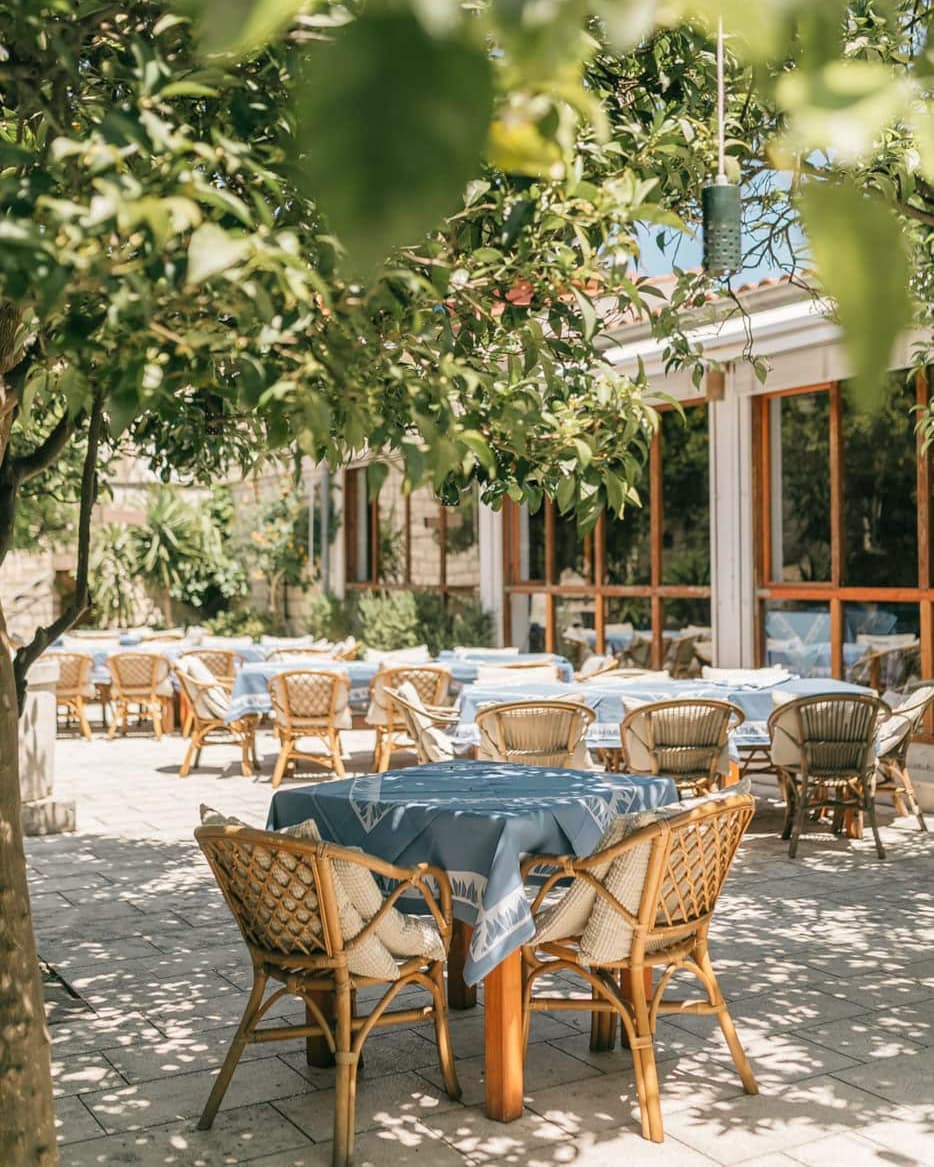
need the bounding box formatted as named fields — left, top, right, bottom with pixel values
left=266, top=759, right=677, bottom=984
left=454, top=676, right=873, bottom=751
left=227, top=653, right=573, bottom=723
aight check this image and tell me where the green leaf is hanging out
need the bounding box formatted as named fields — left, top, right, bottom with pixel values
left=185, top=223, right=249, bottom=286
left=570, top=286, right=597, bottom=343
left=800, top=180, right=912, bottom=410
left=294, top=10, right=493, bottom=275
left=191, top=0, right=304, bottom=55
left=555, top=473, right=576, bottom=512
left=366, top=461, right=389, bottom=501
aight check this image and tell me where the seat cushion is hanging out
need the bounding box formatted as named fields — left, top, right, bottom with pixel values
left=181, top=657, right=229, bottom=720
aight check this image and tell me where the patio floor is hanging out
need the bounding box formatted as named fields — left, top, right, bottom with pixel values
left=31, top=727, right=934, bottom=1166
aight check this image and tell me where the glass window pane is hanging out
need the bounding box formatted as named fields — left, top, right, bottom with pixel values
left=555, top=595, right=595, bottom=666
left=604, top=506, right=650, bottom=586
left=553, top=509, right=593, bottom=585
left=662, top=406, right=710, bottom=585
left=509, top=593, right=548, bottom=653
left=376, top=464, right=407, bottom=585
left=842, top=375, right=918, bottom=588
left=662, top=599, right=710, bottom=676
left=604, top=597, right=652, bottom=663
left=408, top=486, right=442, bottom=588
left=844, top=601, right=920, bottom=691
left=515, top=506, right=545, bottom=582
left=444, top=486, right=480, bottom=590
left=769, top=391, right=832, bottom=582
left=763, top=600, right=832, bottom=677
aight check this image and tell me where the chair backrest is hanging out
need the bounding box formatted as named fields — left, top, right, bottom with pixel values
left=474, top=664, right=561, bottom=686
left=267, top=646, right=336, bottom=662
left=269, top=669, right=350, bottom=726
left=179, top=648, right=239, bottom=683
left=621, top=699, right=743, bottom=781
left=109, top=652, right=170, bottom=697
left=768, top=693, right=888, bottom=776
left=175, top=657, right=230, bottom=722
left=663, top=635, right=698, bottom=679
left=624, top=633, right=653, bottom=669
left=876, top=684, right=934, bottom=761
left=384, top=684, right=453, bottom=763
left=372, top=664, right=451, bottom=711
left=476, top=699, right=595, bottom=767
left=52, top=652, right=92, bottom=696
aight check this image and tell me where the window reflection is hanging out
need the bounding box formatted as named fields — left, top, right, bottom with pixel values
left=662, top=408, right=710, bottom=585
left=769, top=392, right=831, bottom=582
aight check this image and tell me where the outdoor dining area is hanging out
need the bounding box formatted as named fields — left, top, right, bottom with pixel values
left=35, top=618, right=934, bottom=1164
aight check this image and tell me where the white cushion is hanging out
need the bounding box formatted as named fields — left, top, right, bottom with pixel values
left=454, top=646, right=519, bottom=657
left=701, top=666, right=791, bottom=687
left=179, top=656, right=229, bottom=720
left=474, top=665, right=560, bottom=685
left=857, top=633, right=919, bottom=650
left=534, top=811, right=657, bottom=945
left=364, top=644, right=431, bottom=665
left=422, top=725, right=455, bottom=762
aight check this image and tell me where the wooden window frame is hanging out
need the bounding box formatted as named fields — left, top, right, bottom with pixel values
left=502, top=400, right=711, bottom=664
left=754, top=372, right=933, bottom=692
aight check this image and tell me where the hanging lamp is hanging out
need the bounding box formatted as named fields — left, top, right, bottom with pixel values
left=702, top=17, right=741, bottom=275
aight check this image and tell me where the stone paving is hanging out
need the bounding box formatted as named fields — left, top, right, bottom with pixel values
left=28, top=722, right=934, bottom=1166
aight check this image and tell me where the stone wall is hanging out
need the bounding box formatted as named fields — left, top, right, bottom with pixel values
left=0, top=550, right=57, bottom=642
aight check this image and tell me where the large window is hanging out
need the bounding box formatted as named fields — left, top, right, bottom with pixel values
left=504, top=402, right=710, bottom=662
left=756, top=373, right=931, bottom=686
left=343, top=467, right=480, bottom=594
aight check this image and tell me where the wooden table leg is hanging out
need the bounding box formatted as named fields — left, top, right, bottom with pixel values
left=484, top=949, right=524, bottom=1122
left=448, top=920, right=477, bottom=1011
left=617, top=968, right=653, bottom=1051
left=589, top=1003, right=617, bottom=1051
left=305, top=991, right=335, bottom=1068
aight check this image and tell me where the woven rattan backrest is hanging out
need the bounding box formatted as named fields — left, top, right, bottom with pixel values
left=664, top=635, right=698, bottom=678
left=653, top=794, right=755, bottom=929
left=626, top=634, right=653, bottom=668
left=109, top=652, right=169, bottom=698
left=270, top=669, right=350, bottom=725
left=54, top=652, right=92, bottom=696
left=768, top=693, right=887, bottom=777
left=476, top=699, right=595, bottom=767
left=180, top=649, right=239, bottom=683
left=380, top=665, right=450, bottom=707
left=195, top=826, right=333, bottom=958
left=622, top=699, right=742, bottom=778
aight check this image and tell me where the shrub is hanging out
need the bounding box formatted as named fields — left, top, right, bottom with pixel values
left=352, top=590, right=421, bottom=650
left=205, top=608, right=284, bottom=639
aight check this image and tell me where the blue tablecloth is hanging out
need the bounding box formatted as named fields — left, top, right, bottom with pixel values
left=266, top=759, right=677, bottom=984
left=454, top=676, right=874, bottom=750
left=227, top=654, right=573, bottom=723
left=48, top=641, right=265, bottom=688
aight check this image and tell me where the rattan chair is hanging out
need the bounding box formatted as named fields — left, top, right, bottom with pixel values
left=268, top=669, right=351, bottom=787
left=195, top=824, right=461, bottom=1167
left=623, top=633, right=653, bottom=670
left=663, top=635, right=699, bottom=679
left=174, top=661, right=257, bottom=778
left=874, top=685, right=934, bottom=832
left=768, top=693, right=890, bottom=859
left=620, top=699, right=744, bottom=799
left=179, top=648, right=240, bottom=687
left=51, top=651, right=95, bottom=740
left=574, top=654, right=621, bottom=683
left=367, top=665, right=452, bottom=772
left=521, top=792, right=757, bottom=1143
left=476, top=699, right=596, bottom=768
left=106, top=652, right=173, bottom=740
left=384, top=683, right=459, bottom=764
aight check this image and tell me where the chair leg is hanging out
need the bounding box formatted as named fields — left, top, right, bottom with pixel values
left=272, top=740, right=291, bottom=789
left=331, top=983, right=357, bottom=1167
left=627, top=966, right=663, bottom=1142
left=429, top=962, right=461, bottom=1100
left=106, top=702, right=121, bottom=741
left=898, top=765, right=928, bottom=832
left=331, top=731, right=346, bottom=779
left=179, top=737, right=198, bottom=778
left=152, top=702, right=163, bottom=742
left=372, top=727, right=384, bottom=771
left=240, top=735, right=253, bottom=778
left=788, top=775, right=810, bottom=859
left=76, top=698, right=93, bottom=741
left=863, top=782, right=886, bottom=860
left=198, top=968, right=267, bottom=1129
left=696, top=942, right=757, bottom=1094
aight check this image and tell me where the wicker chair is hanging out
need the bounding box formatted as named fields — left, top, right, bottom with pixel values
left=768, top=693, right=890, bottom=859
left=663, top=635, right=699, bottom=679
left=521, top=792, right=757, bottom=1143
left=50, top=651, right=95, bottom=740
left=574, top=654, right=621, bottom=683
left=367, top=665, right=452, bottom=772
left=384, top=683, right=459, bottom=764
left=195, top=824, right=461, bottom=1167
left=874, top=685, right=934, bottom=832
left=623, top=633, right=653, bottom=670
left=620, top=699, right=744, bottom=799
left=106, top=652, right=173, bottom=740
left=179, top=648, right=240, bottom=687
left=174, top=661, right=257, bottom=779
left=268, top=669, right=351, bottom=787
left=476, top=699, right=595, bottom=768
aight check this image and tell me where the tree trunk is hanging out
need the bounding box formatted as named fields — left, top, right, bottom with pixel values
left=0, top=597, right=58, bottom=1166
left=162, top=587, right=173, bottom=628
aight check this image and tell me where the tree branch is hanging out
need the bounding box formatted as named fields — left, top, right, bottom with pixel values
left=11, top=408, right=79, bottom=484
left=13, top=391, right=103, bottom=712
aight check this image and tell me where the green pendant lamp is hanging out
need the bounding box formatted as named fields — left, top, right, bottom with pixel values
left=702, top=18, right=741, bottom=275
